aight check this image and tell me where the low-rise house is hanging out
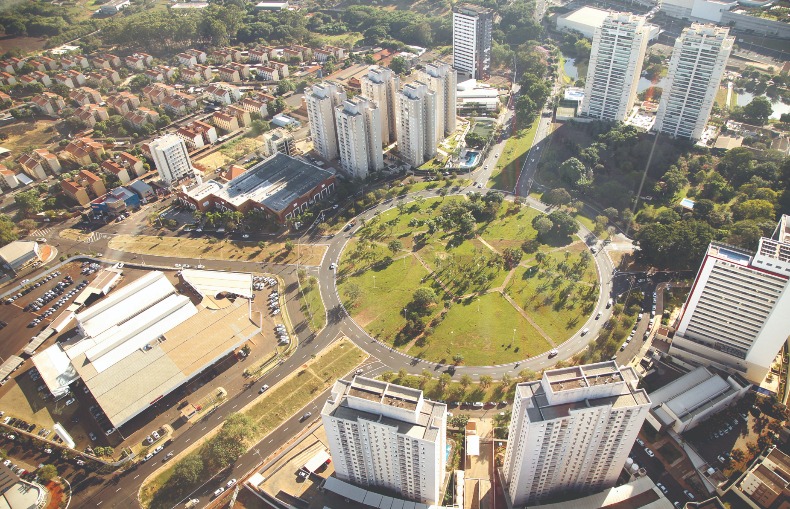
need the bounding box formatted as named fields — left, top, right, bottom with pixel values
left=177, top=52, right=197, bottom=67
left=62, top=137, right=105, bottom=166
left=21, top=71, right=52, bottom=87
left=227, top=104, right=251, bottom=127
left=0, top=61, right=16, bottom=74
left=0, top=72, right=16, bottom=86
left=33, top=149, right=61, bottom=174
left=271, top=61, right=289, bottom=78
left=0, top=165, right=19, bottom=189
left=240, top=96, right=269, bottom=117
left=101, top=160, right=131, bottom=184
left=186, top=49, right=207, bottom=64
left=30, top=92, right=66, bottom=116
left=176, top=120, right=217, bottom=149
left=212, top=111, right=239, bottom=132
left=128, top=179, right=155, bottom=203
left=62, top=179, right=91, bottom=206
left=60, top=55, right=90, bottom=70
left=145, top=68, right=165, bottom=82
left=124, top=107, right=159, bottom=130
left=181, top=64, right=213, bottom=83
left=125, top=53, right=153, bottom=70
left=118, top=151, right=145, bottom=177
left=78, top=169, right=106, bottom=197
left=17, top=153, right=47, bottom=180
left=87, top=68, right=121, bottom=85
left=99, top=0, right=131, bottom=15
left=0, top=91, right=11, bottom=105
left=249, top=47, right=270, bottom=64
left=75, top=104, right=109, bottom=127
left=282, top=48, right=303, bottom=61
left=211, top=48, right=243, bottom=64
left=142, top=83, right=175, bottom=105
left=218, top=65, right=241, bottom=82
left=27, top=59, right=49, bottom=73
left=69, top=86, right=102, bottom=106
left=107, top=91, right=140, bottom=114
left=258, top=66, right=279, bottom=81
left=205, top=82, right=240, bottom=105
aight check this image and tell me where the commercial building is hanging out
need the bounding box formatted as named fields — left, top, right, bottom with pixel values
left=452, top=3, right=493, bottom=79
left=421, top=61, right=457, bottom=139
left=99, top=0, right=130, bottom=15
left=738, top=447, right=790, bottom=508
left=668, top=215, right=790, bottom=384
left=654, top=24, right=733, bottom=141
left=456, top=79, right=500, bottom=113
left=645, top=367, right=750, bottom=434
left=149, top=134, right=195, bottom=185
left=90, top=187, right=141, bottom=216
left=556, top=6, right=660, bottom=40
left=306, top=82, right=346, bottom=161
left=321, top=377, right=447, bottom=504
left=177, top=152, right=335, bottom=224
left=262, top=129, right=295, bottom=157
left=503, top=362, right=651, bottom=506
left=360, top=66, right=399, bottom=145
left=581, top=12, right=650, bottom=122
left=335, top=96, right=384, bottom=179
left=396, top=81, right=437, bottom=168
left=31, top=270, right=258, bottom=428
left=0, top=241, right=43, bottom=273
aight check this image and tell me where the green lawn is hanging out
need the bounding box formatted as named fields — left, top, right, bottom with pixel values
left=489, top=119, right=540, bottom=191
left=471, top=119, right=495, bottom=138
left=416, top=236, right=508, bottom=295
left=477, top=203, right=543, bottom=252
left=299, top=281, right=326, bottom=332
left=410, top=292, right=550, bottom=365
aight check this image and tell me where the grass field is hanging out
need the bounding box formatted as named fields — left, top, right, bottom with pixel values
left=409, top=292, right=551, bottom=365
left=59, top=228, right=93, bottom=242
left=109, top=235, right=327, bottom=266
left=489, top=119, right=539, bottom=191
left=470, top=119, right=495, bottom=139
left=477, top=204, right=543, bottom=253
left=0, top=119, right=59, bottom=154
left=141, top=339, right=366, bottom=509
left=298, top=280, right=326, bottom=332
left=194, top=151, right=232, bottom=172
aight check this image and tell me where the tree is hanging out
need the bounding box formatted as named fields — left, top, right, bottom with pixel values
left=460, top=374, right=472, bottom=389
left=741, top=96, right=773, bottom=125
left=388, top=239, right=403, bottom=256
left=732, top=199, right=774, bottom=221
left=284, top=239, right=295, bottom=252
left=202, top=413, right=258, bottom=470
left=449, top=414, right=470, bottom=429
left=518, top=369, right=537, bottom=382
left=170, top=454, right=204, bottom=486
left=37, top=464, right=57, bottom=482
left=661, top=167, right=688, bottom=197
left=249, top=119, right=269, bottom=136
left=390, top=56, right=408, bottom=75
left=547, top=211, right=577, bottom=238
left=411, top=287, right=437, bottom=311
left=532, top=215, right=553, bottom=236
left=479, top=375, right=493, bottom=389
left=0, top=215, right=18, bottom=247
left=542, top=188, right=572, bottom=206
left=500, top=373, right=513, bottom=387
left=465, top=132, right=486, bottom=148
left=559, top=157, right=589, bottom=188
left=502, top=247, right=523, bottom=269
left=438, top=373, right=451, bottom=391
left=420, top=369, right=433, bottom=388
left=453, top=354, right=464, bottom=365
left=15, top=190, right=43, bottom=216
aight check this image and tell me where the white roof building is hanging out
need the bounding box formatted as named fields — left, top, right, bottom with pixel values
left=456, top=79, right=499, bottom=111
left=556, top=6, right=660, bottom=40
left=646, top=367, right=750, bottom=434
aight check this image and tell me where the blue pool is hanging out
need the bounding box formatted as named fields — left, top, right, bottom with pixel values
left=459, top=151, right=480, bottom=168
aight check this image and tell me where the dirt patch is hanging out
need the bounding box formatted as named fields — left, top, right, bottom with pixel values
left=59, top=228, right=93, bottom=242
left=109, top=234, right=328, bottom=266
left=45, top=480, right=64, bottom=509
left=194, top=151, right=231, bottom=172
left=0, top=119, right=60, bottom=155
left=0, top=36, right=48, bottom=55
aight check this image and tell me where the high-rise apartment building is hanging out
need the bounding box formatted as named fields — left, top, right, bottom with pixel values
left=581, top=12, right=650, bottom=122
left=321, top=377, right=447, bottom=505
left=452, top=3, right=493, bottom=79
left=149, top=134, right=195, bottom=184
left=335, top=96, right=384, bottom=179
left=421, top=61, right=457, bottom=140
left=654, top=23, right=733, bottom=140
left=503, top=362, right=651, bottom=506
left=396, top=81, right=437, bottom=168
left=361, top=66, right=399, bottom=145
left=668, top=215, right=790, bottom=383
left=305, top=82, right=346, bottom=161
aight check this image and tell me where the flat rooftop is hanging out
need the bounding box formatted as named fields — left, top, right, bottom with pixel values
left=708, top=243, right=753, bottom=265
left=180, top=269, right=252, bottom=299
left=545, top=362, right=625, bottom=393
left=212, top=153, right=333, bottom=212
left=559, top=6, right=611, bottom=27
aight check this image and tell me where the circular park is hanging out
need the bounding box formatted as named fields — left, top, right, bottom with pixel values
left=336, top=192, right=602, bottom=366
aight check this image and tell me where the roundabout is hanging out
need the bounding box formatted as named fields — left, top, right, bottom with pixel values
left=318, top=186, right=616, bottom=374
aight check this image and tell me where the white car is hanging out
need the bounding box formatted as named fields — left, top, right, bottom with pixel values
left=242, top=234, right=249, bottom=238
left=213, top=487, right=225, bottom=497
left=226, top=478, right=237, bottom=488
left=65, top=398, right=76, bottom=406
left=636, top=438, right=645, bottom=447
left=645, top=448, right=654, bottom=457
left=329, top=263, right=336, bottom=270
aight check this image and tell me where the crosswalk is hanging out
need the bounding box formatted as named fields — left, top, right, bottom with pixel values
left=30, top=227, right=52, bottom=238
left=85, top=232, right=114, bottom=243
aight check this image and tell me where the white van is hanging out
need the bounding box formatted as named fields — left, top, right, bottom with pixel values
left=185, top=499, right=200, bottom=508
left=581, top=328, right=590, bottom=336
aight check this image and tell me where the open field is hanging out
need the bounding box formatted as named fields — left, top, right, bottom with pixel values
left=298, top=279, right=326, bottom=332
left=0, top=119, right=60, bottom=154
left=194, top=151, right=232, bottom=172
left=141, top=339, right=366, bottom=509
left=59, top=228, right=93, bottom=242
left=489, top=119, right=539, bottom=190
left=108, top=234, right=327, bottom=266
left=477, top=204, right=542, bottom=253
left=0, top=36, right=48, bottom=55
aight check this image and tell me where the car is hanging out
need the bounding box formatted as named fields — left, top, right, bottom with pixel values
left=164, top=452, right=174, bottom=461
left=105, top=428, right=115, bottom=436
left=143, top=453, right=154, bottom=462
left=548, top=348, right=559, bottom=358
left=472, top=402, right=484, bottom=408
left=301, top=411, right=312, bottom=420
left=636, top=438, right=645, bottom=447
left=153, top=445, right=164, bottom=454
left=684, top=490, right=695, bottom=500
left=718, top=455, right=728, bottom=463
left=674, top=503, right=682, bottom=509
left=75, top=459, right=85, bottom=466
left=152, top=431, right=160, bottom=439
left=645, top=448, right=654, bottom=457
left=44, top=448, right=52, bottom=454
left=2, top=460, right=10, bottom=467
left=259, top=384, right=270, bottom=394
left=297, top=469, right=309, bottom=479
left=213, top=487, right=225, bottom=497
left=145, top=436, right=153, bottom=444
left=226, top=478, right=237, bottom=488
left=580, top=328, right=590, bottom=336
left=656, top=482, right=668, bottom=494
left=65, top=398, right=76, bottom=406
left=242, top=234, right=249, bottom=238
left=83, top=386, right=90, bottom=394
left=595, top=312, right=602, bottom=320
left=329, top=263, right=336, bottom=270
left=88, top=432, right=97, bottom=441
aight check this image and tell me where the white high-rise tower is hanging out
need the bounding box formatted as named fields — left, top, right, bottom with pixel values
left=321, top=377, right=447, bottom=505
left=503, top=362, right=651, bottom=506
left=421, top=61, right=457, bottom=140
left=305, top=82, right=346, bottom=160
left=361, top=66, right=399, bottom=145
left=335, top=96, right=384, bottom=180
left=669, top=215, right=790, bottom=383
left=396, top=81, right=437, bottom=168
left=452, top=3, right=493, bottom=79
left=581, top=12, right=650, bottom=122
left=149, top=134, right=195, bottom=184
left=655, top=23, right=733, bottom=140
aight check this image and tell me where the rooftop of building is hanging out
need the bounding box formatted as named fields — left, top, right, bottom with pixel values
left=544, top=361, right=625, bottom=392
left=453, top=2, right=493, bottom=15
left=530, top=476, right=671, bottom=509
left=323, top=377, right=445, bottom=443
left=750, top=463, right=788, bottom=494
left=707, top=242, right=753, bottom=265
left=558, top=6, right=612, bottom=26
left=766, top=447, right=790, bottom=475
left=212, top=153, right=333, bottom=212
left=772, top=214, right=790, bottom=244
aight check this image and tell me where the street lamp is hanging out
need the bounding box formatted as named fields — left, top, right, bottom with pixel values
left=512, top=328, right=516, bottom=344
left=372, top=275, right=376, bottom=289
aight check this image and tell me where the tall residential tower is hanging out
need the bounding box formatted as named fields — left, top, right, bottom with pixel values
left=360, top=66, right=399, bottom=145
left=321, top=377, right=447, bottom=505
left=452, top=3, right=493, bottom=79
left=335, top=96, right=384, bottom=179
left=149, top=134, right=195, bottom=185
left=396, top=81, right=437, bottom=168
left=581, top=12, right=650, bottom=122
left=668, top=215, right=790, bottom=383
left=503, top=362, right=651, bottom=506
left=305, top=82, right=346, bottom=161
left=654, top=23, right=733, bottom=140
left=421, top=61, right=457, bottom=140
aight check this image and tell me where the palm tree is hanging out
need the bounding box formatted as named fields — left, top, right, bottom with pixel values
left=480, top=375, right=493, bottom=389
left=460, top=374, right=472, bottom=389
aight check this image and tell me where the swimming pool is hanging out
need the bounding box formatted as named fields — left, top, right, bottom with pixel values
left=459, top=151, right=479, bottom=168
